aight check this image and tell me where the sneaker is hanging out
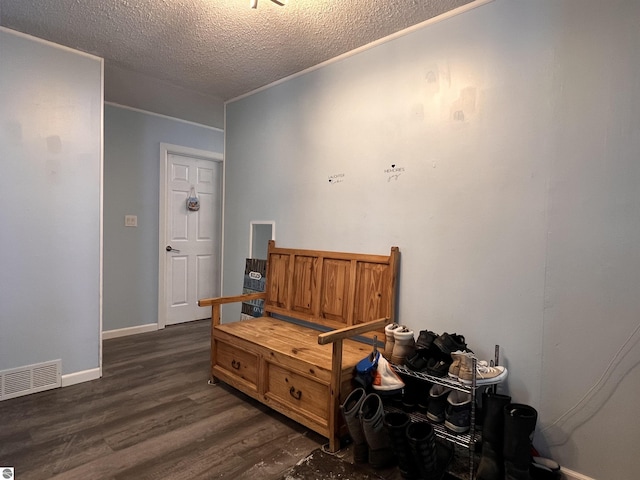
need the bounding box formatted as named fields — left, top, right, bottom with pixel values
left=444, top=390, right=472, bottom=433
left=433, top=332, right=467, bottom=356
left=416, top=330, right=438, bottom=352
left=372, top=354, right=405, bottom=393
left=426, top=384, right=450, bottom=423
left=406, top=330, right=439, bottom=371
left=447, top=350, right=468, bottom=379
left=405, top=351, right=430, bottom=371
left=426, top=356, right=452, bottom=377
left=458, top=355, right=508, bottom=385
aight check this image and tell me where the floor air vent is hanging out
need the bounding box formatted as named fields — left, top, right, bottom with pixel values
left=1, top=360, right=61, bottom=401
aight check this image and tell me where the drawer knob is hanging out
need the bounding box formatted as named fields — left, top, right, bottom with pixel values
left=231, top=359, right=241, bottom=370
left=289, top=386, right=302, bottom=400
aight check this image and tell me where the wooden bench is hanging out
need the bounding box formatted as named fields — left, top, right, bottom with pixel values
left=198, top=241, right=399, bottom=451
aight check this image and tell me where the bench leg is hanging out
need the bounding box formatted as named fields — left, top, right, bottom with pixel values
left=328, top=340, right=344, bottom=453
left=210, top=309, right=220, bottom=387
left=328, top=433, right=341, bottom=453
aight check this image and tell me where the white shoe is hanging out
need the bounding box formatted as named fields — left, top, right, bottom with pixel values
left=372, top=355, right=405, bottom=392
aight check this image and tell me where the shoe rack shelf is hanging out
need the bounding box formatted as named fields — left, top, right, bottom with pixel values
left=384, top=401, right=479, bottom=449
left=390, top=345, right=502, bottom=480
left=393, top=364, right=478, bottom=392
left=391, top=363, right=481, bottom=448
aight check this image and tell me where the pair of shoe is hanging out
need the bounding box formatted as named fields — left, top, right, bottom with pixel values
left=383, top=412, right=454, bottom=480
left=340, top=389, right=396, bottom=468
left=426, top=384, right=473, bottom=433
left=404, top=329, right=438, bottom=371
left=477, top=396, right=542, bottom=480
left=406, top=331, right=469, bottom=377
left=384, top=324, right=416, bottom=365
left=448, top=350, right=508, bottom=385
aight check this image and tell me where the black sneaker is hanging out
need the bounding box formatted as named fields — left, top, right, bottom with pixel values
left=416, top=330, right=438, bottom=351
left=433, top=332, right=467, bottom=355
left=426, top=356, right=453, bottom=377
left=406, top=352, right=430, bottom=371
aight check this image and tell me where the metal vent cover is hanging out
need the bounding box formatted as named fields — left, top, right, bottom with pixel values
left=1, top=360, right=61, bottom=401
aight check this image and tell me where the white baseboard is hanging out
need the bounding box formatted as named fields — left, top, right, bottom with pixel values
left=562, top=467, right=596, bottom=480
left=102, top=323, right=158, bottom=340
left=61, top=367, right=101, bottom=387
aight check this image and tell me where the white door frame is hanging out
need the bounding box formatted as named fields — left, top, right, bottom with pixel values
left=158, top=143, right=223, bottom=329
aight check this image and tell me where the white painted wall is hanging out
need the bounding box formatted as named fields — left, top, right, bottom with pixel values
left=103, top=104, right=224, bottom=333
left=224, top=1, right=640, bottom=478
left=0, top=28, right=102, bottom=377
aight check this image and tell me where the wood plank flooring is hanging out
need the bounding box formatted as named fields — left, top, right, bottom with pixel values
left=0, top=320, right=325, bottom=480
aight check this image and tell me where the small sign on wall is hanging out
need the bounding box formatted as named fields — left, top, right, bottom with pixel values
left=241, top=258, right=267, bottom=319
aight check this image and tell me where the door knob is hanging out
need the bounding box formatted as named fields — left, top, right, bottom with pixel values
left=166, top=245, right=181, bottom=253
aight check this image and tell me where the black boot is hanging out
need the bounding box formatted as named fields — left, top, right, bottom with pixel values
left=401, top=375, right=419, bottom=412
left=406, top=421, right=453, bottom=480
left=503, top=403, right=538, bottom=480
left=383, top=412, right=420, bottom=480
left=360, top=393, right=396, bottom=469
left=476, top=392, right=511, bottom=480
left=340, top=388, right=368, bottom=463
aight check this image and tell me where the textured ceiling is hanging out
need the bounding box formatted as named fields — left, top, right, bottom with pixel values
left=0, top=0, right=473, bottom=102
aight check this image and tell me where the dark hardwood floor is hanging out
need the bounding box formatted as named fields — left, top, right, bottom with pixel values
left=0, top=320, right=326, bottom=480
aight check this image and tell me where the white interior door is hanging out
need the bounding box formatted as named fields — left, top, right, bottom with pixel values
left=163, top=151, right=222, bottom=326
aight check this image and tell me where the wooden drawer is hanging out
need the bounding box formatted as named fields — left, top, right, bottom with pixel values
left=214, top=339, right=259, bottom=390
left=265, top=363, right=329, bottom=424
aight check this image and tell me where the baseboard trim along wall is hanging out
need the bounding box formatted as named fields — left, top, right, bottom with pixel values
left=61, top=367, right=101, bottom=387
left=102, top=323, right=158, bottom=340
left=562, top=467, right=596, bottom=480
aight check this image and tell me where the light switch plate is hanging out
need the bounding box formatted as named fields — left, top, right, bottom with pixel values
left=125, top=215, right=138, bottom=227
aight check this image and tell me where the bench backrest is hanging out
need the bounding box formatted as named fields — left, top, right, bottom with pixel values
left=263, top=241, right=400, bottom=335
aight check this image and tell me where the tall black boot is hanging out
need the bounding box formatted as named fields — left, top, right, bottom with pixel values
left=383, top=412, right=420, bottom=480
left=401, top=375, right=419, bottom=412
left=476, top=392, right=511, bottom=480
left=503, top=403, right=538, bottom=480
left=406, top=421, right=453, bottom=480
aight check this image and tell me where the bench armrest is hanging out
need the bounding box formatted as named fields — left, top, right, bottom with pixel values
left=317, top=317, right=391, bottom=345
left=199, top=292, right=267, bottom=326
left=198, top=292, right=266, bottom=307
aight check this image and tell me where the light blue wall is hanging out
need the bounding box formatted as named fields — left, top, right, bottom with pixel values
left=103, top=105, right=223, bottom=332
left=0, top=28, right=102, bottom=376
left=224, top=1, right=640, bottom=478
